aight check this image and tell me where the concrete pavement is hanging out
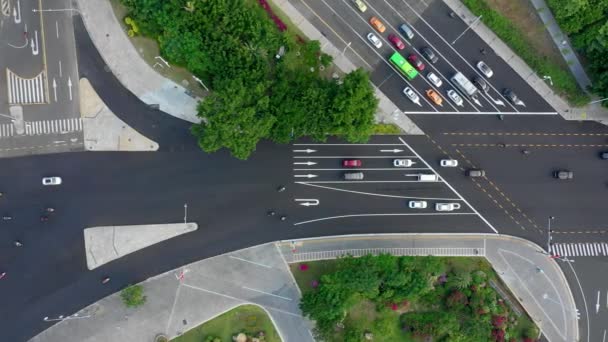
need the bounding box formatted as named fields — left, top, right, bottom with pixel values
left=278, top=234, right=578, bottom=342
left=75, top=0, right=200, bottom=123
left=80, top=78, right=159, bottom=151
left=445, top=0, right=608, bottom=123
left=31, top=243, right=314, bottom=342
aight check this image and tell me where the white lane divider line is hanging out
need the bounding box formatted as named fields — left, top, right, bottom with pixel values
left=241, top=286, right=293, bottom=301
left=228, top=256, right=272, bottom=269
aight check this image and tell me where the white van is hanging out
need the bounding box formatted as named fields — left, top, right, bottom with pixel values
left=416, top=174, right=438, bottom=181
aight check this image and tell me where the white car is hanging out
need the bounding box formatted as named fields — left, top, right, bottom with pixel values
left=353, top=0, right=367, bottom=12
left=393, top=159, right=415, bottom=167
left=42, top=177, right=62, bottom=186
left=440, top=159, right=458, bottom=167
left=476, top=61, right=494, bottom=78
left=435, top=202, right=461, bottom=212
left=447, top=90, right=463, bottom=107
left=403, top=87, right=421, bottom=106
left=408, top=200, right=428, bottom=209
left=426, top=72, right=442, bottom=87
left=367, top=33, right=382, bottom=48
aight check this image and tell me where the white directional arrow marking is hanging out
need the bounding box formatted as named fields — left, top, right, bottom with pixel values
left=295, top=199, right=319, bottom=206
left=380, top=149, right=404, bottom=153
left=52, top=78, right=57, bottom=102
left=597, top=291, right=600, bottom=314
left=294, top=174, right=317, bottom=178
left=67, top=77, right=73, bottom=101
left=293, top=161, right=317, bottom=166
left=13, top=0, right=21, bottom=24
left=293, top=149, right=316, bottom=153
left=31, top=30, right=39, bottom=55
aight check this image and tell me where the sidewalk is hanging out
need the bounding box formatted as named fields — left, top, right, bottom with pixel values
left=278, top=234, right=579, bottom=342
left=76, top=0, right=200, bottom=123
left=444, top=0, right=608, bottom=123
left=30, top=243, right=314, bottom=342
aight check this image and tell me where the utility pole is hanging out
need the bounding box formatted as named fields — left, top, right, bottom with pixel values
left=547, top=216, right=555, bottom=253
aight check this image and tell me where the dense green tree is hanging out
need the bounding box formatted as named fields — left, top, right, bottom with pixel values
left=120, top=284, right=146, bottom=308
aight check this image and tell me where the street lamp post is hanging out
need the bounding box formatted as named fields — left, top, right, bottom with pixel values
left=547, top=216, right=555, bottom=253
left=184, top=203, right=188, bottom=224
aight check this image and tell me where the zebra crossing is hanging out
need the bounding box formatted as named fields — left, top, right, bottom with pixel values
left=550, top=242, right=608, bottom=257
left=6, top=69, right=47, bottom=105
left=0, top=118, right=82, bottom=138
left=1, top=0, right=9, bottom=17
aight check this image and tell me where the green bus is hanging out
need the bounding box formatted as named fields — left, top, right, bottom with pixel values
left=389, top=52, right=418, bottom=80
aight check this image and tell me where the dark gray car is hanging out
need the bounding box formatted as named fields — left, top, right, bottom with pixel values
left=553, top=170, right=573, bottom=180
left=473, top=76, right=489, bottom=92
left=421, top=47, right=438, bottom=64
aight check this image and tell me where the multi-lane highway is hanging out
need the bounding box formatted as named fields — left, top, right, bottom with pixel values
left=291, top=0, right=555, bottom=114
left=1, top=0, right=607, bottom=341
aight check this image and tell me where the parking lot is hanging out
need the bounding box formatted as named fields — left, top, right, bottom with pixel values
left=289, top=0, right=556, bottom=115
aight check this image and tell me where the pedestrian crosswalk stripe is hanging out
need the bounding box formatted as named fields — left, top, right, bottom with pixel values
left=1, top=0, right=10, bottom=17
left=551, top=243, right=608, bottom=257
left=6, top=69, right=47, bottom=105
left=0, top=118, right=82, bottom=138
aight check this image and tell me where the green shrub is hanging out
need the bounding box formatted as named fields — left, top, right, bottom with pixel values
left=120, top=284, right=146, bottom=308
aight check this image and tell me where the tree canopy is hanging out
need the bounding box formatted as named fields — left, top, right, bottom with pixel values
left=121, top=0, right=378, bottom=158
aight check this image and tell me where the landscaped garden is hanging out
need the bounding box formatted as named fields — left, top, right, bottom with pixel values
left=171, top=304, right=281, bottom=342
left=291, top=255, right=539, bottom=342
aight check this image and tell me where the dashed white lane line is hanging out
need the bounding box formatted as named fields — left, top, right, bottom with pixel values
left=296, top=181, right=461, bottom=201
left=398, top=137, right=498, bottom=233
left=294, top=212, right=476, bottom=226
left=228, top=256, right=272, bottom=269
left=242, top=287, right=293, bottom=301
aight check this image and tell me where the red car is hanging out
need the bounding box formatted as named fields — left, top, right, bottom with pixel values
left=407, top=54, right=425, bottom=71
left=388, top=34, right=405, bottom=50
left=343, top=159, right=362, bottom=167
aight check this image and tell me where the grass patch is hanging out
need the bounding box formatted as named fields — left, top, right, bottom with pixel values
left=108, top=0, right=207, bottom=98
left=171, top=304, right=281, bottom=342
left=290, top=259, right=341, bottom=294
left=373, top=123, right=402, bottom=135
left=462, top=0, right=590, bottom=106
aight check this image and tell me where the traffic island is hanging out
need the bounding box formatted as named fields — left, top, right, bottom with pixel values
left=84, top=223, right=198, bottom=270
left=80, top=78, right=159, bottom=151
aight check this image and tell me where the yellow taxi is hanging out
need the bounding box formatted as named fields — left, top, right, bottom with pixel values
left=425, top=89, right=443, bottom=106
left=353, top=0, right=367, bottom=12
left=369, top=16, right=386, bottom=33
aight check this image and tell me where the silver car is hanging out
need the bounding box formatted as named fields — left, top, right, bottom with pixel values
left=447, top=90, right=463, bottom=107
left=476, top=61, right=493, bottom=78
left=426, top=72, right=442, bottom=87
left=367, top=33, right=382, bottom=48
left=402, top=87, right=420, bottom=105
left=42, top=177, right=62, bottom=186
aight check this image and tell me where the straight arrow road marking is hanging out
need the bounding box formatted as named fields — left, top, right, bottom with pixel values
left=596, top=291, right=600, bottom=314
left=294, top=174, right=317, bottom=178
left=67, top=77, right=72, bottom=101
left=380, top=149, right=404, bottom=153
left=295, top=199, right=319, bottom=206
left=293, top=161, right=317, bottom=166
left=52, top=78, right=57, bottom=102
left=293, top=149, right=316, bottom=153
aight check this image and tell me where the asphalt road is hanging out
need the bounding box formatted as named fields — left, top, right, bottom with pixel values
left=290, top=0, right=554, bottom=114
